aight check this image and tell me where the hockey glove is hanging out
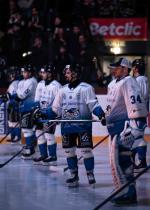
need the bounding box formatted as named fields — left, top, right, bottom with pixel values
left=119, top=121, right=134, bottom=149
left=101, top=116, right=106, bottom=126
left=129, top=118, right=147, bottom=150
left=0, top=93, right=10, bottom=102
left=99, top=113, right=106, bottom=126
left=32, top=108, right=47, bottom=122
left=93, top=106, right=106, bottom=126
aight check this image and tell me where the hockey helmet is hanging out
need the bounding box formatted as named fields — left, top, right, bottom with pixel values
left=40, top=64, right=55, bottom=74
left=132, top=59, right=145, bottom=75
left=21, top=64, right=34, bottom=73
left=8, top=66, right=20, bottom=81
left=63, top=63, right=81, bottom=77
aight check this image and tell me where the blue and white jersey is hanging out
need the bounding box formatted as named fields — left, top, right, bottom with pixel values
left=107, top=79, right=116, bottom=93
left=17, top=77, right=38, bottom=112
left=35, top=80, right=61, bottom=109
left=7, top=80, right=19, bottom=95
left=135, top=75, right=149, bottom=108
left=34, top=80, right=45, bottom=103
left=17, top=77, right=37, bottom=102
left=106, top=76, right=148, bottom=135
left=7, top=80, right=20, bottom=110
left=52, top=82, right=103, bottom=134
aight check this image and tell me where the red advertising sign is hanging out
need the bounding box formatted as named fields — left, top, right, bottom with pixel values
left=89, top=18, right=147, bottom=40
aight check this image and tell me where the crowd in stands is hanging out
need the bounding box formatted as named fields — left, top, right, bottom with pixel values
left=0, top=0, right=147, bottom=88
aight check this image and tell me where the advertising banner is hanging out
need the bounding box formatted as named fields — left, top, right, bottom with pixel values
left=89, top=18, right=147, bottom=40
left=0, top=103, right=8, bottom=134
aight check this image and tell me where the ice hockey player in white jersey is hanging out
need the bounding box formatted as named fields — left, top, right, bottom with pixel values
left=33, top=64, right=61, bottom=165
left=37, top=63, right=106, bottom=187
left=132, top=58, right=149, bottom=171
left=106, top=58, right=148, bottom=205
left=0, top=68, right=21, bottom=143
left=16, top=64, right=38, bottom=159
left=7, top=68, right=21, bottom=143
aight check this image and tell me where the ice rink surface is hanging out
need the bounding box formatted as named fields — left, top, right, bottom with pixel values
left=0, top=139, right=150, bottom=210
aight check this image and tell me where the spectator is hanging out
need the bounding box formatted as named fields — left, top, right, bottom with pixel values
left=29, top=36, right=48, bottom=71
left=54, top=45, right=74, bottom=84
left=7, top=11, right=25, bottom=65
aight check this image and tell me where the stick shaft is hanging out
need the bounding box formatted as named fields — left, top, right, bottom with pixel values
left=0, top=148, right=23, bottom=168
left=40, top=119, right=102, bottom=123
left=0, top=122, right=20, bottom=144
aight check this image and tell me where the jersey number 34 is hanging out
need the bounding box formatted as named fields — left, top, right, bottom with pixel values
left=130, top=95, right=142, bottom=104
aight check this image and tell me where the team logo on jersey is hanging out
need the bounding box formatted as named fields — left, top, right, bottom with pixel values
left=63, top=108, right=80, bottom=120
left=81, top=133, right=89, bottom=142
left=25, top=88, right=30, bottom=94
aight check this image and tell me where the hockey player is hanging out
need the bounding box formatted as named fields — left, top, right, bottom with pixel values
left=132, top=59, right=149, bottom=171
left=16, top=64, right=38, bottom=159
left=106, top=58, right=148, bottom=205
left=0, top=68, right=21, bottom=143
left=7, top=68, right=21, bottom=143
left=35, top=63, right=105, bottom=187
left=33, top=64, right=61, bottom=165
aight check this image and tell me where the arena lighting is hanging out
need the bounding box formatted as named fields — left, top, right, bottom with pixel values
left=110, top=46, right=121, bottom=54
left=22, top=51, right=32, bottom=57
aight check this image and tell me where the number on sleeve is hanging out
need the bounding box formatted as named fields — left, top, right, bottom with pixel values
left=130, top=95, right=142, bottom=104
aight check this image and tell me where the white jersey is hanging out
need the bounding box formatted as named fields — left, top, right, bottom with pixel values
left=107, top=79, right=116, bottom=93
left=135, top=75, right=149, bottom=106
left=52, top=82, right=102, bottom=134
left=106, top=76, right=148, bottom=135
left=7, top=80, right=19, bottom=95
left=17, top=77, right=37, bottom=103
left=34, top=80, right=45, bottom=103
left=35, top=80, right=61, bottom=109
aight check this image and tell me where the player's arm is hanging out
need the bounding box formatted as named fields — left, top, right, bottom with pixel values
left=137, top=78, right=149, bottom=101
left=17, top=81, right=34, bottom=100
left=32, top=88, right=63, bottom=122
left=123, top=78, right=147, bottom=119
left=34, top=82, right=43, bottom=102
left=84, top=86, right=106, bottom=125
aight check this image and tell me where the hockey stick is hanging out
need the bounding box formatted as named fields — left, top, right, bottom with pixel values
left=0, top=147, right=23, bottom=168
left=63, top=135, right=109, bottom=172
left=36, top=121, right=58, bottom=139
left=92, top=164, right=150, bottom=210
left=40, top=119, right=102, bottom=123
left=0, top=122, right=20, bottom=144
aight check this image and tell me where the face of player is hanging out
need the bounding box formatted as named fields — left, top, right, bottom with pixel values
left=41, top=71, right=48, bottom=80
left=8, top=73, right=15, bottom=82
left=41, top=71, right=52, bottom=81
left=109, top=68, right=115, bottom=77
left=113, top=66, right=125, bottom=79
left=131, top=66, right=138, bottom=77
left=22, top=71, right=31, bottom=79
left=64, top=68, right=77, bottom=83
left=123, top=66, right=129, bottom=77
